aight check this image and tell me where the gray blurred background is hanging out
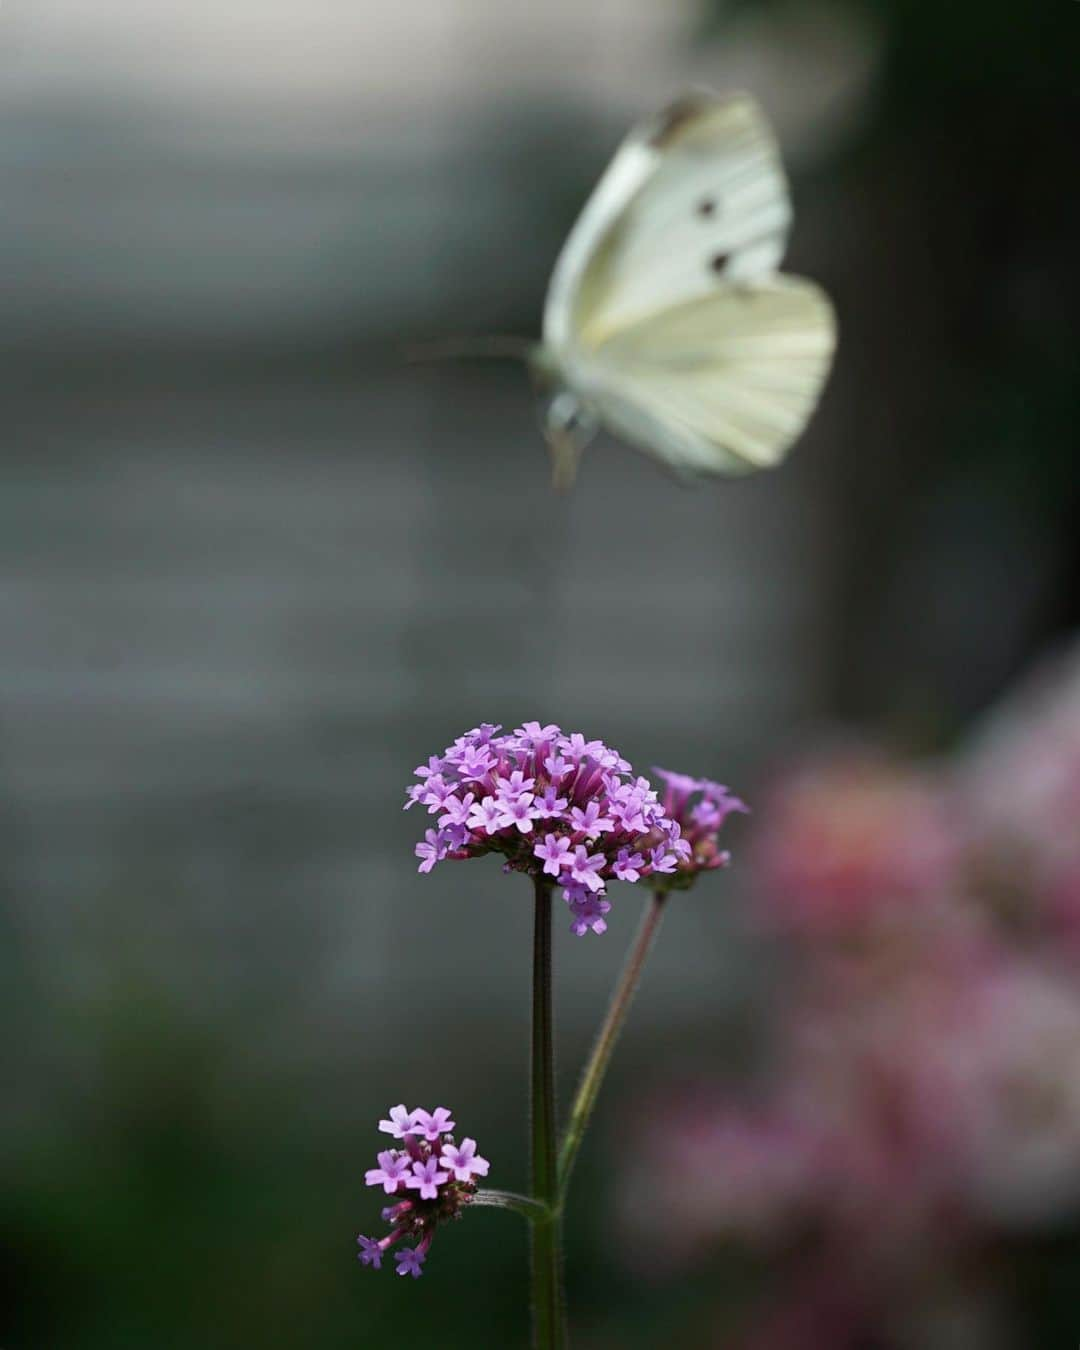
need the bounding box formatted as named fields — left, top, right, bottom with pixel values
left=2, top=1, right=1077, bottom=1346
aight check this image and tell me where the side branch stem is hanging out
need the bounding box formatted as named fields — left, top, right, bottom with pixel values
left=556, top=891, right=667, bottom=1206
left=472, top=1189, right=550, bottom=1221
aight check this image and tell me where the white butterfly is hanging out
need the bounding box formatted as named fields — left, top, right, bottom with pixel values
left=528, top=90, right=837, bottom=487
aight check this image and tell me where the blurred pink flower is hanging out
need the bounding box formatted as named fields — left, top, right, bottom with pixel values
left=615, top=644, right=1080, bottom=1345
left=619, top=1089, right=824, bottom=1274
left=749, top=743, right=960, bottom=939
left=950, top=961, right=1080, bottom=1223
left=621, top=947, right=1080, bottom=1279
left=962, top=639, right=1080, bottom=948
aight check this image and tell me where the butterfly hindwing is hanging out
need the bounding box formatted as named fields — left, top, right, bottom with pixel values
left=583, top=277, right=836, bottom=475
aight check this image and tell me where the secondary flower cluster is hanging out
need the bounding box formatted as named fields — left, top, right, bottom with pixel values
left=652, top=768, right=748, bottom=889
left=406, top=723, right=704, bottom=935
left=358, top=1104, right=489, bottom=1278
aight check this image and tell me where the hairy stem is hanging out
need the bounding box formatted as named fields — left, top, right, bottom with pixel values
left=530, top=876, right=566, bottom=1349
left=472, top=1189, right=550, bottom=1222
left=557, top=891, right=667, bottom=1206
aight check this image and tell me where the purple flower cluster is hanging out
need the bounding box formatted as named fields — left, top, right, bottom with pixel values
left=358, top=1104, right=489, bottom=1278
left=406, top=723, right=696, bottom=935
left=653, top=769, right=749, bottom=889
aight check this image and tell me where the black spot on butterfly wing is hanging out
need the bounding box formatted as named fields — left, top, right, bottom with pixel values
left=708, top=226, right=787, bottom=282
left=696, top=196, right=720, bottom=218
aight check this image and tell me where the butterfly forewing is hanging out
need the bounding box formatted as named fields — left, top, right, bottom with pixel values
left=543, top=93, right=792, bottom=358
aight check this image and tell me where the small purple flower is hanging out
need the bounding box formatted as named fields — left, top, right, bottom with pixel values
left=379, top=1104, right=416, bottom=1139
left=515, top=721, right=560, bottom=746
left=468, top=722, right=502, bottom=742
left=608, top=784, right=648, bottom=834
left=415, top=829, right=447, bottom=874
left=670, top=833, right=693, bottom=862
left=455, top=744, right=495, bottom=781
left=419, top=776, right=454, bottom=812
left=412, top=1106, right=455, bottom=1140
left=568, top=891, right=612, bottom=937
left=442, top=821, right=470, bottom=850
left=498, top=793, right=538, bottom=834
left=365, top=1150, right=411, bottom=1194
left=439, top=1137, right=490, bottom=1182
left=395, top=1245, right=426, bottom=1278
left=403, top=782, right=427, bottom=811
left=535, top=833, right=574, bottom=877
left=466, top=795, right=505, bottom=835
left=655, top=769, right=698, bottom=816
left=498, top=769, right=536, bottom=802
left=563, top=732, right=605, bottom=763
left=534, top=785, right=569, bottom=818
left=357, top=1235, right=384, bottom=1269
left=702, top=781, right=748, bottom=813
left=613, top=847, right=645, bottom=883
left=570, top=800, right=614, bottom=837
left=692, top=798, right=724, bottom=830
left=406, top=1158, right=449, bottom=1200
left=438, top=792, right=476, bottom=828
left=649, top=845, right=678, bottom=875
left=570, top=845, right=606, bottom=893
left=543, top=753, right=572, bottom=780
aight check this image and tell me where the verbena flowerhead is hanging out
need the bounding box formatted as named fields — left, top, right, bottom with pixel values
left=651, top=768, right=749, bottom=891
left=406, top=723, right=709, bottom=934
left=358, top=1104, right=489, bottom=1278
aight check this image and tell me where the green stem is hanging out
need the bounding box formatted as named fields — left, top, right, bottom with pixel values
left=471, top=1189, right=550, bottom=1222
left=530, top=876, right=566, bottom=1349
left=557, top=891, right=667, bottom=1206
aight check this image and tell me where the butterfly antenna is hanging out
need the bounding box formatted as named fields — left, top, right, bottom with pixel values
left=404, top=335, right=536, bottom=365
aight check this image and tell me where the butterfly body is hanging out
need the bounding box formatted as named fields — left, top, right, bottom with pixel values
left=531, top=91, right=837, bottom=485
